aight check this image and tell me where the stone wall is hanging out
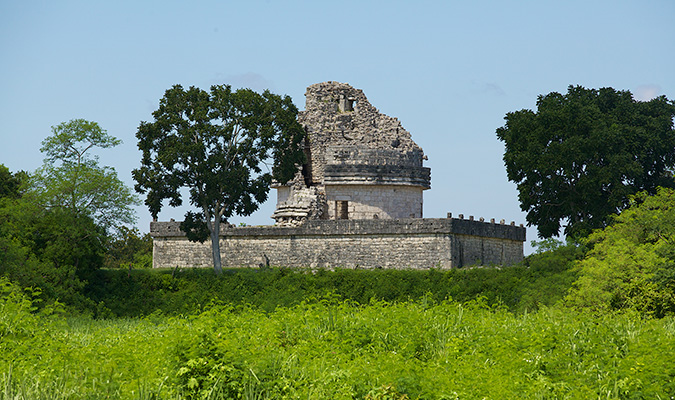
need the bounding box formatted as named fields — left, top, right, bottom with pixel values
left=325, top=185, right=423, bottom=219
left=272, top=82, right=431, bottom=226
left=151, top=218, right=525, bottom=270
left=324, top=146, right=431, bottom=188
left=298, top=82, right=425, bottom=185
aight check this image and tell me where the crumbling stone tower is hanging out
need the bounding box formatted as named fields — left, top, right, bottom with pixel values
left=272, top=82, right=431, bottom=225
left=152, top=82, right=526, bottom=269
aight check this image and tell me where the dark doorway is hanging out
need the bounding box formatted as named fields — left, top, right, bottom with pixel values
left=336, top=201, right=349, bottom=220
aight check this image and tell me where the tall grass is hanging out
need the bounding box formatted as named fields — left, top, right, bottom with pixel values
left=85, top=259, right=579, bottom=318
left=2, top=282, right=674, bottom=399
left=3, top=243, right=672, bottom=399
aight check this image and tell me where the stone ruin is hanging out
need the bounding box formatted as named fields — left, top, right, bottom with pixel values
left=150, top=82, right=526, bottom=270
left=272, top=81, right=431, bottom=226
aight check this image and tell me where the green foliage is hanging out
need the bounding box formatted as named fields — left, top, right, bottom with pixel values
left=0, top=278, right=174, bottom=399
left=85, top=253, right=580, bottom=318
left=40, top=119, right=121, bottom=162
left=0, top=277, right=40, bottom=338
left=0, top=165, right=24, bottom=199
left=104, top=226, right=153, bottom=269
left=0, top=181, right=93, bottom=310
left=2, top=283, right=674, bottom=399
left=0, top=277, right=64, bottom=389
left=31, top=207, right=106, bottom=278
left=497, top=86, right=675, bottom=239
left=32, top=119, right=138, bottom=232
left=568, top=188, right=675, bottom=317
left=133, top=84, right=305, bottom=274
left=0, top=122, right=139, bottom=312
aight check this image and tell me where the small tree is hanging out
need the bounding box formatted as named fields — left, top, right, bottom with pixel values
left=29, top=119, right=139, bottom=276
left=32, top=119, right=138, bottom=231
left=133, top=84, right=305, bottom=274
left=497, top=86, right=675, bottom=239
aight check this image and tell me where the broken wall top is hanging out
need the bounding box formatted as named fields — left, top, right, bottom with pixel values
left=299, top=81, right=429, bottom=186
left=300, top=81, right=422, bottom=152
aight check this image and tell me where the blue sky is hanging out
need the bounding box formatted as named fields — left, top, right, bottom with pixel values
left=2, top=0, right=674, bottom=254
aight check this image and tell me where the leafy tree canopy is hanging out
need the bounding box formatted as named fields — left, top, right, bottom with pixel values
left=497, top=86, right=675, bottom=239
left=40, top=118, right=121, bottom=166
left=0, top=166, right=94, bottom=309
left=133, top=84, right=305, bottom=274
left=0, top=164, right=26, bottom=200
left=30, top=119, right=138, bottom=232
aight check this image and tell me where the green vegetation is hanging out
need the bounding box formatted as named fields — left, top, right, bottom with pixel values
left=32, top=119, right=138, bottom=233
left=85, top=254, right=579, bottom=318
left=3, top=226, right=674, bottom=398
left=497, top=86, right=675, bottom=238
left=133, top=84, right=305, bottom=274
left=104, top=227, right=153, bottom=270
left=2, top=276, right=674, bottom=399
left=5, top=154, right=675, bottom=398
left=0, top=119, right=139, bottom=312
left=3, top=87, right=675, bottom=397
left=568, top=188, right=675, bottom=317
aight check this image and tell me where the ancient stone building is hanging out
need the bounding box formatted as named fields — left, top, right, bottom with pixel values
left=151, top=82, right=526, bottom=270
left=271, top=82, right=431, bottom=226
left=152, top=218, right=526, bottom=270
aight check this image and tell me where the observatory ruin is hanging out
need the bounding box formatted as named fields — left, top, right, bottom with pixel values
left=272, top=81, right=430, bottom=225
left=151, top=82, right=525, bottom=269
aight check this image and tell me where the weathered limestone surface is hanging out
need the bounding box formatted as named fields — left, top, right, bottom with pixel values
left=324, top=147, right=430, bottom=187
left=298, top=82, right=425, bottom=185
left=151, top=218, right=526, bottom=270
left=272, top=82, right=430, bottom=225
left=269, top=178, right=327, bottom=226
left=325, top=185, right=423, bottom=219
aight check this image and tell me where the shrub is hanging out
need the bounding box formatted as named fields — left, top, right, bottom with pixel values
left=568, top=187, right=675, bottom=317
left=104, top=227, right=153, bottom=269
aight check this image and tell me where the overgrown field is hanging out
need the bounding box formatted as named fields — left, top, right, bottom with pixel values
left=85, top=251, right=579, bottom=318
left=2, top=237, right=674, bottom=399
left=2, top=275, right=675, bottom=399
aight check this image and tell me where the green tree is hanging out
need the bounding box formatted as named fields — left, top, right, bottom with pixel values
left=26, top=119, right=138, bottom=279
left=0, top=164, right=25, bottom=199
left=104, top=226, right=152, bottom=269
left=31, top=119, right=138, bottom=232
left=0, top=166, right=91, bottom=309
left=497, top=86, right=675, bottom=238
left=567, top=188, right=675, bottom=317
left=133, top=84, right=305, bottom=274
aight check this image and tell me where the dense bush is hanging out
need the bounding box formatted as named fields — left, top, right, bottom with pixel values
left=0, top=181, right=93, bottom=310
left=568, top=188, right=675, bottom=317
left=0, top=164, right=104, bottom=311
left=84, top=249, right=579, bottom=318
left=2, top=278, right=674, bottom=399
left=104, top=226, right=153, bottom=269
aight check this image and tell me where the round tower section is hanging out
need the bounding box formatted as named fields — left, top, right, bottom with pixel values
left=272, top=81, right=430, bottom=225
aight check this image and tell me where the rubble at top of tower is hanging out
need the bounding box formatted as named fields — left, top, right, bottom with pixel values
left=299, top=81, right=422, bottom=154
left=272, top=82, right=430, bottom=226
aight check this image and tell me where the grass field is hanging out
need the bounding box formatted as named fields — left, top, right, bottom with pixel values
left=2, top=272, right=674, bottom=399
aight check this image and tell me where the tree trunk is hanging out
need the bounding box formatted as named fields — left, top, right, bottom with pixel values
left=210, top=220, right=223, bottom=275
